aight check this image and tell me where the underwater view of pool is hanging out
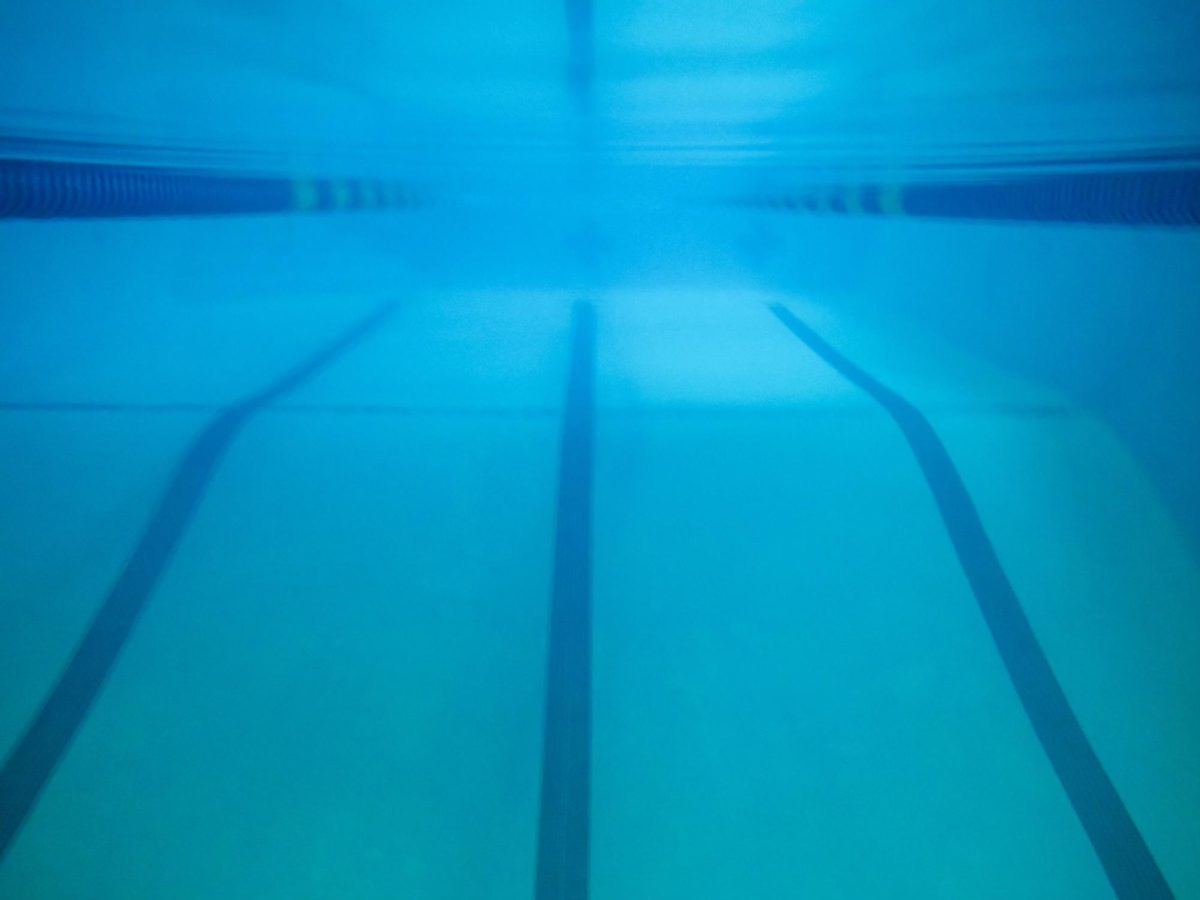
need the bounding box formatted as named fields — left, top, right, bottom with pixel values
left=1, top=1, right=1198, bottom=897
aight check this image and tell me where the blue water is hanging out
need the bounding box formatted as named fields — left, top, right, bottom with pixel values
left=1, top=1, right=1199, bottom=898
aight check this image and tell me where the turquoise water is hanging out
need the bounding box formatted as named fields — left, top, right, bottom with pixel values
left=2, top=2, right=1200, bottom=898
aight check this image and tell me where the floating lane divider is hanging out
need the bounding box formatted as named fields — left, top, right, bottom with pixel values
left=748, top=165, right=1200, bottom=227
left=0, top=303, right=397, bottom=861
left=0, top=158, right=424, bottom=219
left=768, top=304, right=1174, bottom=900
left=536, top=302, right=596, bottom=900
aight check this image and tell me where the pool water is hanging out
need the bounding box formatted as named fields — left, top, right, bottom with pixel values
left=1, top=1, right=1199, bottom=898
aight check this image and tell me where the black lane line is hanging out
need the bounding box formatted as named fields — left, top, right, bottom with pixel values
left=535, top=302, right=596, bottom=900
left=564, top=0, right=593, bottom=113
left=0, top=303, right=396, bottom=860
left=768, top=304, right=1173, bottom=900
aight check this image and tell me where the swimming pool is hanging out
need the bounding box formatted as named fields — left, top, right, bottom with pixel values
left=2, top=1, right=1199, bottom=898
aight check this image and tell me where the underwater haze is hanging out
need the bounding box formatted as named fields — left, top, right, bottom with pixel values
left=1, top=0, right=1199, bottom=897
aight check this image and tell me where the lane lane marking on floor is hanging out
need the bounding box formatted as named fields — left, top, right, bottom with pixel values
left=535, top=302, right=596, bottom=900
left=769, top=302, right=1174, bottom=900
left=0, top=303, right=397, bottom=860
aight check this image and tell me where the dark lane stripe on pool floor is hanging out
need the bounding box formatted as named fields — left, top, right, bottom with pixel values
left=535, top=302, right=596, bottom=900
left=768, top=304, right=1174, bottom=900
left=0, top=303, right=397, bottom=861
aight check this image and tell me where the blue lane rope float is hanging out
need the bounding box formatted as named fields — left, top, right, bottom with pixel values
left=749, top=165, right=1200, bottom=227
left=0, top=158, right=423, bottom=219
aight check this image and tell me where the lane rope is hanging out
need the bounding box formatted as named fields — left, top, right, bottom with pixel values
left=0, top=158, right=422, bottom=219
left=749, top=165, right=1200, bottom=227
